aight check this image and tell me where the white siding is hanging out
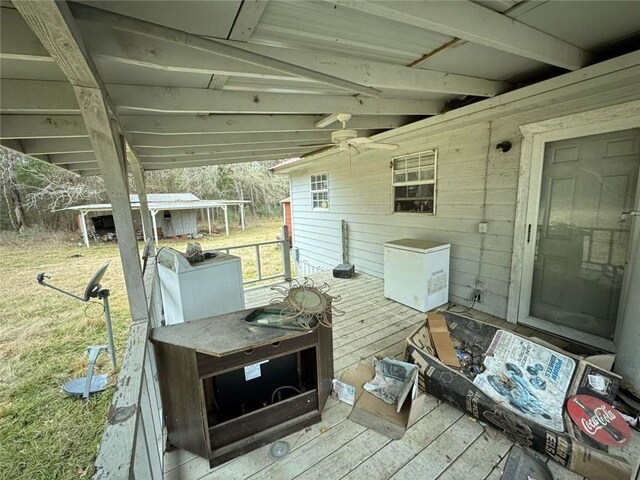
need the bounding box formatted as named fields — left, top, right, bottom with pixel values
left=289, top=81, right=640, bottom=319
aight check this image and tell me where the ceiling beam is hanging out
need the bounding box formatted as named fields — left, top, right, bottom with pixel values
left=121, top=115, right=413, bottom=134
left=0, top=115, right=88, bottom=139
left=21, top=137, right=93, bottom=155
left=69, top=1, right=381, bottom=97
left=80, top=24, right=292, bottom=80
left=228, top=0, right=269, bottom=41
left=222, top=41, right=510, bottom=97
left=0, top=79, right=80, bottom=113
left=141, top=153, right=300, bottom=170
left=142, top=149, right=307, bottom=165
left=47, top=152, right=99, bottom=165
left=128, top=131, right=344, bottom=148
left=108, top=85, right=442, bottom=115
left=334, top=0, right=592, bottom=70
left=2, top=79, right=440, bottom=115
left=65, top=161, right=100, bottom=171
left=76, top=24, right=508, bottom=97
left=137, top=143, right=322, bottom=158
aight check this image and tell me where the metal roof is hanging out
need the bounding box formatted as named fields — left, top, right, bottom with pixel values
left=1, top=0, right=639, bottom=176
left=129, top=193, right=200, bottom=203
left=65, top=199, right=251, bottom=213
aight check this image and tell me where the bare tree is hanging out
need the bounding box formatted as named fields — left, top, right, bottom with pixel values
left=0, top=148, right=27, bottom=231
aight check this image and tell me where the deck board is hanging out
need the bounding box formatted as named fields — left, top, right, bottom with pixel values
left=164, top=271, right=634, bottom=480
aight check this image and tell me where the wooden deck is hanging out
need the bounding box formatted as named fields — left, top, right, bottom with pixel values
left=163, top=271, right=640, bottom=480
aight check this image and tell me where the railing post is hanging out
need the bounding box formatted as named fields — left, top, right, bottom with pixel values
left=281, top=225, right=292, bottom=281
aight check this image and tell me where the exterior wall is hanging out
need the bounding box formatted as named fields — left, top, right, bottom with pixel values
left=289, top=82, right=640, bottom=319
left=159, top=210, right=197, bottom=237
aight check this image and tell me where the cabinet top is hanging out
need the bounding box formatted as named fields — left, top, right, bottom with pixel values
left=151, top=307, right=314, bottom=356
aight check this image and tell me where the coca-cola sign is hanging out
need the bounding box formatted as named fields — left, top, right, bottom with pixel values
left=567, top=395, right=631, bottom=447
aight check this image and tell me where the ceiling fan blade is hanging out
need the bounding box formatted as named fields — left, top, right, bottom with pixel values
left=302, top=145, right=336, bottom=158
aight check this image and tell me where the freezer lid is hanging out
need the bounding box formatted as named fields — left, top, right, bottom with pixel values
left=383, top=238, right=450, bottom=253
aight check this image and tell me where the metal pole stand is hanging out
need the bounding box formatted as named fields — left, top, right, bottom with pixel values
left=62, top=345, right=109, bottom=399
left=94, top=288, right=117, bottom=369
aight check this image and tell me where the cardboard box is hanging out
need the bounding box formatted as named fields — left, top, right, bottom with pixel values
left=340, top=361, right=426, bottom=440
left=404, top=312, right=632, bottom=480
left=426, top=312, right=459, bottom=367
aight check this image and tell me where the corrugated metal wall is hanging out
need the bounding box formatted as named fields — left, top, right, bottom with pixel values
left=159, top=210, right=197, bottom=237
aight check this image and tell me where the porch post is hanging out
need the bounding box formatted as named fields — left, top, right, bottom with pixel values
left=240, top=204, right=245, bottom=231
left=79, top=211, right=89, bottom=248
left=151, top=210, right=159, bottom=245
left=79, top=92, right=148, bottom=321
left=223, top=205, right=229, bottom=236
left=206, top=208, right=212, bottom=235
left=129, top=156, right=153, bottom=241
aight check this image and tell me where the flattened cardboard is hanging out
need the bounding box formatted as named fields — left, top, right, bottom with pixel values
left=341, top=361, right=425, bottom=440
left=404, top=313, right=631, bottom=480
left=427, top=312, right=459, bottom=367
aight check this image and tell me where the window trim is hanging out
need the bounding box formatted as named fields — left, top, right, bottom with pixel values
left=391, top=149, right=438, bottom=215
left=310, top=171, right=329, bottom=211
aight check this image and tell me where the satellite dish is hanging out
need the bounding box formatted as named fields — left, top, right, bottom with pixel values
left=83, top=261, right=110, bottom=301
left=37, top=261, right=118, bottom=400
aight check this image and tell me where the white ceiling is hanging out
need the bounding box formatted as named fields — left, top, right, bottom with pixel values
left=1, top=0, right=639, bottom=175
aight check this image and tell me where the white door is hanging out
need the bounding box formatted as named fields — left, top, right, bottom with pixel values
left=519, top=128, right=640, bottom=349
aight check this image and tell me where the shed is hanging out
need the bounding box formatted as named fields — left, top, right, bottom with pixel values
left=65, top=194, right=250, bottom=246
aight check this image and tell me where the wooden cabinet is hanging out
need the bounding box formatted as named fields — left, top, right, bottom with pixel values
left=151, top=305, right=333, bottom=467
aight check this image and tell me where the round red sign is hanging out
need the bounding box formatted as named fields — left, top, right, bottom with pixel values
left=566, top=395, right=631, bottom=447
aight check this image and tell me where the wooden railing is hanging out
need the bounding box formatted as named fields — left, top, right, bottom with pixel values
left=93, top=226, right=293, bottom=479
left=93, top=263, right=165, bottom=479
left=218, top=225, right=292, bottom=287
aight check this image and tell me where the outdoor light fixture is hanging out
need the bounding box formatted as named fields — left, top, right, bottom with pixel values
left=496, top=141, right=512, bottom=153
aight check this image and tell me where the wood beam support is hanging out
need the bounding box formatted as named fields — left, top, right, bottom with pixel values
left=128, top=131, right=341, bottom=148
left=13, top=1, right=149, bottom=336
left=21, top=137, right=93, bottom=155
left=0, top=115, right=88, bottom=139
left=121, top=114, right=415, bottom=135
left=128, top=154, right=153, bottom=243
left=2, top=79, right=441, bottom=115
left=228, top=0, right=269, bottom=41
left=108, top=85, right=442, bottom=115
left=334, top=0, right=592, bottom=70
left=69, top=1, right=381, bottom=97
left=136, top=143, right=320, bottom=158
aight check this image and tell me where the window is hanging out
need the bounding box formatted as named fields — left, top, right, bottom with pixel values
left=310, top=172, right=329, bottom=210
left=392, top=150, right=437, bottom=214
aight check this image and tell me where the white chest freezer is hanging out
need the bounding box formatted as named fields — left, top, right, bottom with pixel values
left=383, top=239, right=450, bottom=312
left=157, top=248, right=244, bottom=324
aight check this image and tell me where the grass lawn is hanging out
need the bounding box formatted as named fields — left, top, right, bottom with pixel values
left=0, top=219, right=286, bottom=479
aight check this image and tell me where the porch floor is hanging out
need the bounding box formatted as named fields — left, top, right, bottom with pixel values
left=163, top=271, right=639, bottom=480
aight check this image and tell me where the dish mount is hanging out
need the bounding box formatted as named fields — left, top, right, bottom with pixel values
left=37, top=261, right=116, bottom=399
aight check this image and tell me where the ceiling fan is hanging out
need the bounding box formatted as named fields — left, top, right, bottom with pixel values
left=302, top=113, right=398, bottom=157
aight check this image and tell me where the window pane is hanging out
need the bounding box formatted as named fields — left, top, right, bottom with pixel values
left=407, top=170, right=419, bottom=182
left=394, top=158, right=406, bottom=170
left=420, top=155, right=435, bottom=167
left=394, top=172, right=406, bottom=183
left=406, top=157, right=419, bottom=169
left=420, top=167, right=434, bottom=181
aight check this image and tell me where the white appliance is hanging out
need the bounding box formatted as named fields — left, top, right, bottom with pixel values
left=383, top=239, right=450, bottom=312
left=157, top=248, right=244, bottom=324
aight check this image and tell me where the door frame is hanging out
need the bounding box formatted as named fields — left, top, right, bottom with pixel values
left=507, top=100, right=640, bottom=351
